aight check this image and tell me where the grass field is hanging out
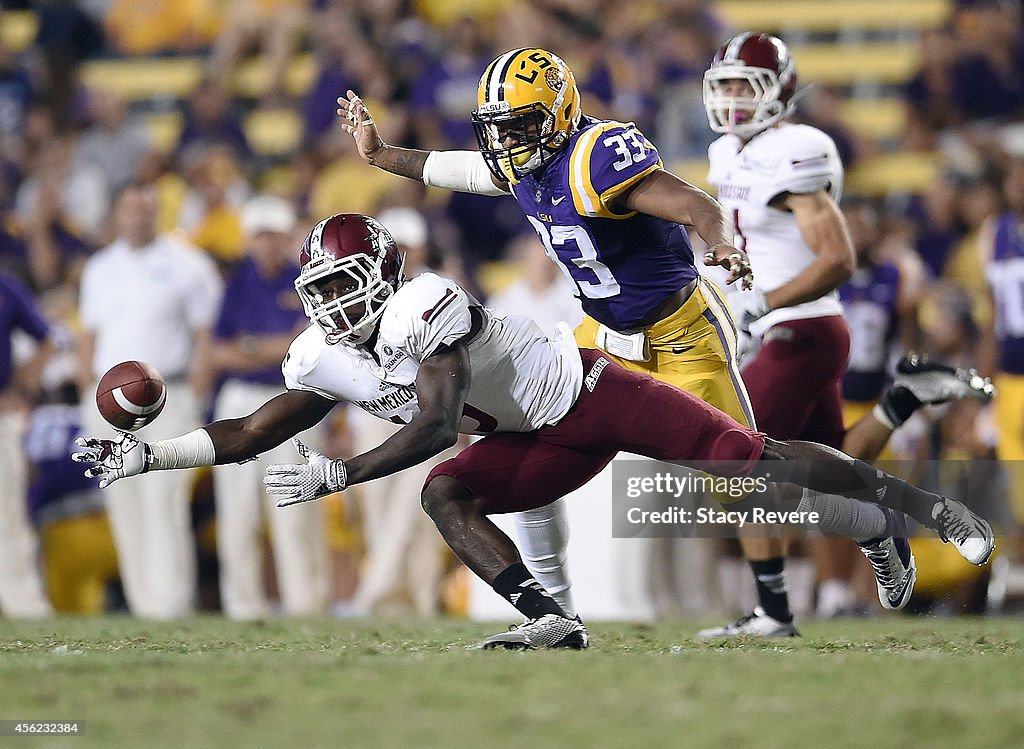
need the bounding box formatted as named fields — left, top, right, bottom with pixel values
left=1, top=616, right=1022, bottom=749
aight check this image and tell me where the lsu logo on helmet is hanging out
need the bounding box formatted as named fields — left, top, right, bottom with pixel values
left=472, top=48, right=582, bottom=184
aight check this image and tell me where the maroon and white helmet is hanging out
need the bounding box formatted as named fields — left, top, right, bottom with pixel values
left=703, top=32, right=798, bottom=139
left=296, top=213, right=405, bottom=345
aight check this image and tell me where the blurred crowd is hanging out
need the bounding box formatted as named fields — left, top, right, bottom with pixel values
left=2, top=0, right=1024, bottom=620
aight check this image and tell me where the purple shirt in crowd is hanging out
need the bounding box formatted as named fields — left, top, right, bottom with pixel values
left=213, top=258, right=306, bottom=386
left=0, top=272, right=50, bottom=389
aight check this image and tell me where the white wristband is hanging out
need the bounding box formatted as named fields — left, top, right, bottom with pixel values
left=422, top=150, right=509, bottom=196
left=149, top=428, right=217, bottom=470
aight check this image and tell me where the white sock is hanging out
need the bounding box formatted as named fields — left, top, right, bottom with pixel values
left=816, top=579, right=854, bottom=618
left=796, top=489, right=888, bottom=543
left=512, top=499, right=576, bottom=618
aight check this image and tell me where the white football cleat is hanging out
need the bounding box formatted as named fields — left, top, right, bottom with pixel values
left=894, top=354, right=995, bottom=404
left=857, top=507, right=917, bottom=610
left=474, top=614, right=589, bottom=650
left=931, top=497, right=995, bottom=566
left=696, top=607, right=799, bottom=639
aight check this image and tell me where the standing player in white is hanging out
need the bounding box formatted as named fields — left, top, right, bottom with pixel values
left=697, top=33, right=992, bottom=636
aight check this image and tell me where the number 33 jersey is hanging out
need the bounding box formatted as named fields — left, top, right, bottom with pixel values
left=282, top=273, right=583, bottom=434
left=509, top=115, right=699, bottom=331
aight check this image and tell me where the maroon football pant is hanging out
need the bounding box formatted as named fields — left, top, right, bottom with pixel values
left=425, top=349, right=766, bottom=514
left=742, top=316, right=851, bottom=448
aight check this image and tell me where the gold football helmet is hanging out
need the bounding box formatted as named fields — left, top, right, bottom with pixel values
left=472, top=48, right=582, bottom=183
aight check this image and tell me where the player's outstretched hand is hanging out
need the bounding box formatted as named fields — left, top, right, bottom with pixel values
left=71, top=430, right=153, bottom=488
left=264, top=438, right=348, bottom=507
left=337, top=90, right=384, bottom=163
left=703, top=244, right=754, bottom=290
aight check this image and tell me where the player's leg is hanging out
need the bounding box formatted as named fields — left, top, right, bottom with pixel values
left=512, top=499, right=575, bottom=617
left=757, top=438, right=995, bottom=566
left=422, top=432, right=613, bottom=649
left=565, top=352, right=993, bottom=567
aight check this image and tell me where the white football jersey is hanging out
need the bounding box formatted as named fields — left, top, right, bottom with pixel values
left=708, top=122, right=845, bottom=337
left=282, top=273, right=583, bottom=434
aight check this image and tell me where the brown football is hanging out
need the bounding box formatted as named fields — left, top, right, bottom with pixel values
left=96, top=360, right=167, bottom=431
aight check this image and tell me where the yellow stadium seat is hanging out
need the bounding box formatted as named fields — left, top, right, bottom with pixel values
left=791, top=42, right=920, bottom=86
left=847, top=151, right=942, bottom=195
left=81, top=58, right=204, bottom=100
left=244, top=108, right=303, bottom=156
left=146, top=112, right=184, bottom=153
left=841, top=98, right=907, bottom=140
left=0, top=10, right=38, bottom=53
left=233, top=53, right=317, bottom=98
left=717, top=0, right=950, bottom=33
left=669, top=152, right=940, bottom=199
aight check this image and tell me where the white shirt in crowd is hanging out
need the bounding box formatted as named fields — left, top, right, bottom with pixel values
left=79, top=233, right=224, bottom=379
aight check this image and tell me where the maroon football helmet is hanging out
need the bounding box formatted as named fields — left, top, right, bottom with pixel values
left=703, top=32, right=798, bottom=138
left=295, top=213, right=405, bottom=344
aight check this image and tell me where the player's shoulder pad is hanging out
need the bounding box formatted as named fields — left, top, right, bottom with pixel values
left=281, top=324, right=329, bottom=392
left=567, top=119, right=662, bottom=219
left=758, top=124, right=842, bottom=196
left=707, top=134, right=741, bottom=185
left=378, top=273, right=473, bottom=362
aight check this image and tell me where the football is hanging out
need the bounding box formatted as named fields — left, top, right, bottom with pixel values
left=95, top=360, right=167, bottom=431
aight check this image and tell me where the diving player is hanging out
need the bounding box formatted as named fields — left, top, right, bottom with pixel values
left=73, top=214, right=994, bottom=649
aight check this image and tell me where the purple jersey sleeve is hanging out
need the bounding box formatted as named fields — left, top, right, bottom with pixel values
left=1, top=274, right=49, bottom=341
left=569, top=122, right=662, bottom=219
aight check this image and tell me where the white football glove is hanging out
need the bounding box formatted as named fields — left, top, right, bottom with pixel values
left=71, top=430, right=153, bottom=488
left=264, top=438, right=347, bottom=507
left=732, top=287, right=771, bottom=333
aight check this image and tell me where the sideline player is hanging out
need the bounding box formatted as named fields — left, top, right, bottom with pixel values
left=73, top=214, right=994, bottom=649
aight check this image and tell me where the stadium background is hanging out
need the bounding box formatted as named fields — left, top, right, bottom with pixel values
left=1, top=0, right=1023, bottom=622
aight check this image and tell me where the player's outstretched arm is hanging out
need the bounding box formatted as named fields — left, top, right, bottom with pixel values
left=337, top=91, right=509, bottom=195
left=337, top=90, right=430, bottom=179
left=72, top=389, right=336, bottom=488
left=618, top=169, right=753, bottom=289
left=265, top=344, right=470, bottom=506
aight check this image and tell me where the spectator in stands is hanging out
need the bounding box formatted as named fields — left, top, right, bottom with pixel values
left=178, top=144, right=248, bottom=269
left=901, top=174, right=967, bottom=278
left=204, top=194, right=327, bottom=620
left=0, top=271, right=54, bottom=618
left=176, top=78, right=253, bottom=166
left=208, top=0, right=310, bottom=108
left=0, top=39, right=33, bottom=146
left=77, top=182, right=223, bottom=620
left=33, top=0, right=104, bottom=127
left=903, top=28, right=959, bottom=150
left=408, top=16, right=492, bottom=150
left=949, top=0, right=1024, bottom=124
left=75, top=88, right=154, bottom=196
left=14, top=136, right=102, bottom=289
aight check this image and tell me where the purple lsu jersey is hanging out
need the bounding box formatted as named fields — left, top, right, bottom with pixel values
left=986, top=213, right=1024, bottom=374
left=839, top=262, right=900, bottom=402
left=509, top=115, right=698, bottom=331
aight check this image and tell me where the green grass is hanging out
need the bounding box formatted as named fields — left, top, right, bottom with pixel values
left=0, top=616, right=1022, bottom=749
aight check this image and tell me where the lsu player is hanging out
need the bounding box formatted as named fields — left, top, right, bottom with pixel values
left=73, top=213, right=995, bottom=649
